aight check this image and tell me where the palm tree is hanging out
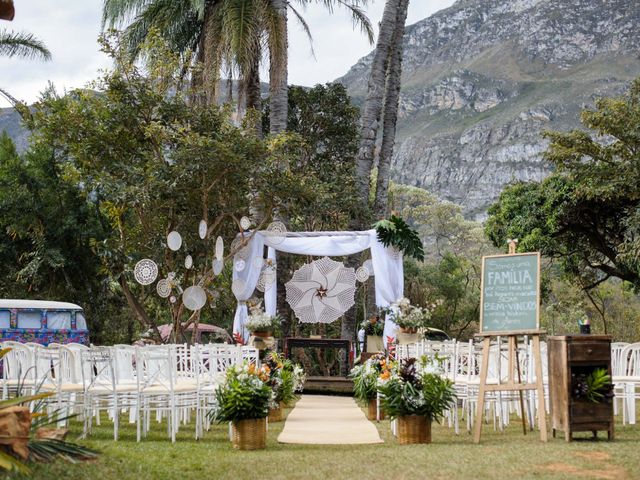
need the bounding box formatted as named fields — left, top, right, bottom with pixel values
left=355, top=0, right=408, bottom=215
left=267, top=0, right=373, bottom=134
left=0, top=29, right=51, bottom=60
left=373, top=0, right=408, bottom=217
left=102, top=0, right=372, bottom=131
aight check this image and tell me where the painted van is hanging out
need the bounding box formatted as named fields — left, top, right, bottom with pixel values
left=0, top=299, right=89, bottom=345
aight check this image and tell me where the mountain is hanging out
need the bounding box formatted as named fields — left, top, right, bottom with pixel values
left=0, top=107, right=28, bottom=151
left=339, top=0, right=640, bottom=220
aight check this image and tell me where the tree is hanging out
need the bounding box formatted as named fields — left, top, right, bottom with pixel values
left=0, top=133, right=135, bottom=344
left=102, top=0, right=372, bottom=130
left=355, top=0, right=409, bottom=218
left=486, top=79, right=640, bottom=290
left=0, top=29, right=50, bottom=60
left=389, top=183, right=497, bottom=338
left=22, top=34, right=310, bottom=342
left=372, top=0, right=408, bottom=217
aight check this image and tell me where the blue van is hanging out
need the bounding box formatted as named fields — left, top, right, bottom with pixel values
left=0, top=300, right=89, bottom=345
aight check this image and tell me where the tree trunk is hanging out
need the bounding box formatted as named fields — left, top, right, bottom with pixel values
left=120, top=276, right=162, bottom=342
left=201, top=2, right=219, bottom=106
left=373, top=0, right=409, bottom=218
left=269, top=0, right=288, bottom=135
left=355, top=0, right=404, bottom=208
left=245, top=53, right=263, bottom=135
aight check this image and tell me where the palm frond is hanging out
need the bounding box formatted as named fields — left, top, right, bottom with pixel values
left=0, top=29, right=52, bottom=61
left=0, top=392, right=53, bottom=410
left=288, top=4, right=315, bottom=59
left=337, top=1, right=374, bottom=44
left=28, top=439, right=99, bottom=464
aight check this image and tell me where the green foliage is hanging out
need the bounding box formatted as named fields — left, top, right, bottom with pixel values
left=572, top=368, right=614, bottom=404
left=265, top=84, right=365, bottom=231
left=0, top=29, right=51, bottom=60
left=377, top=358, right=456, bottom=422
left=350, top=355, right=387, bottom=401
left=0, top=133, right=132, bottom=344
left=360, top=318, right=384, bottom=336
left=15, top=33, right=322, bottom=341
left=486, top=79, right=640, bottom=291
left=374, top=215, right=424, bottom=262
left=263, top=352, right=297, bottom=405
left=389, top=184, right=496, bottom=338
left=210, top=363, right=273, bottom=422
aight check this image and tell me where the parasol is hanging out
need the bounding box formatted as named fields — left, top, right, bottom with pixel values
left=285, top=257, right=356, bottom=324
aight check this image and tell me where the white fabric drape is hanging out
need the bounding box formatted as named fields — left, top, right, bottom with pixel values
left=231, top=233, right=265, bottom=341
left=369, top=234, right=404, bottom=345
left=264, top=247, right=277, bottom=316
left=231, top=229, right=404, bottom=344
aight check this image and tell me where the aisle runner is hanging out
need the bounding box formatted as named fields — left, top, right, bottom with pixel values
left=277, top=395, right=383, bottom=445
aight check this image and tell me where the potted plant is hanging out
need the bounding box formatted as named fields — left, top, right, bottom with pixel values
left=572, top=368, right=614, bottom=403
left=350, top=354, right=390, bottom=420
left=361, top=316, right=385, bottom=353
left=209, top=362, right=273, bottom=450
left=378, top=357, right=456, bottom=444
left=245, top=305, right=281, bottom=338
left=263, top=352, right=299, bottom=422
left=391, top=298, right=431, bottom=334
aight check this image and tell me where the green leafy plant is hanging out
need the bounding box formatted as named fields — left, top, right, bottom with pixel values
left=378, top=358, right=456, bottom=421
left=360, top=317, right=384, bottom=336
left=263, top=352, right=299, bottom=405
left=374, top=215, right=425, bottom=262
left=572, top=368, right=614, bottom=404
left=209, top=362, right=274, bottom=423
left=350, top=355, right=389, bottom=402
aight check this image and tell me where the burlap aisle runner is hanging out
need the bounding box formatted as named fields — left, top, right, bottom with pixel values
left=277, top=395, right=383, bottom=445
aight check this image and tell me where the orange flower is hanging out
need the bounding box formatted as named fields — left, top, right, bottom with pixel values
left=380, top=370, right=391, bottom=381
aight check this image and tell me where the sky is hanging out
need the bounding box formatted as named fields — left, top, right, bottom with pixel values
left=0, top=0, right=456, bottom=108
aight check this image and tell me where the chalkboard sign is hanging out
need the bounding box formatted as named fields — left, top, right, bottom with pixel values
left=480, top=252, right=540, bottom=333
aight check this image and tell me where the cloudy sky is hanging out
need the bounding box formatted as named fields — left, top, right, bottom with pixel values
left=0, top=0, right=455, bottom=108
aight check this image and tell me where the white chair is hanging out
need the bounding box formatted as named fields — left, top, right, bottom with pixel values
left=82, top=347, right=137, bottom=440
left=2, top=343, right=37, bottom=398
left=613, top=343, right=640, bottom=425
left=135, top=345, right=199, bottom=442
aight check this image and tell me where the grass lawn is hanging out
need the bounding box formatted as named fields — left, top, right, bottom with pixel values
left=24, top=400, right=640, bottom=480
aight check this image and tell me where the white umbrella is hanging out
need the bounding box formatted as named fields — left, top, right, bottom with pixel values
left=285, top=257, right=356, bottom=324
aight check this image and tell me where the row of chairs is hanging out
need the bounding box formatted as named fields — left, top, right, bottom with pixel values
left=0, top=342, right=259, bottom=442
left=396, top=339, right=640, bottom=434
left=611, top=342, right=640, bottom=425
left=396, top=338, right=549, bottom=434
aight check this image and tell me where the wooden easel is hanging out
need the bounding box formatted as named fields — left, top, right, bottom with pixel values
left=473, top=240, right=547, bottom=443
left=473, top=330, right=548, bottom=443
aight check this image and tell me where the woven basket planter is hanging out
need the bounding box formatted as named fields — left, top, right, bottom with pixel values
left=231, top=417, right=267, bottom=450
left=396, top=415, right=432, bottom=444
left=366, top=399, right=385, bottom=421
left=268, top=408, right=282, bottom=423
left=268, top=403, right=284, bottom=423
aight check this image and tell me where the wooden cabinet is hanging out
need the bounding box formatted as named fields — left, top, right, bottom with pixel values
left=548, top=335, right=614, bottom=441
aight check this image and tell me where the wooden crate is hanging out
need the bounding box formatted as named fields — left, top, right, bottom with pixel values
left=548, top=335, right=614, bottom=441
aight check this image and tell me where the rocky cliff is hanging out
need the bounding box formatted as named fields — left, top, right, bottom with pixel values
left=339, top=0, right=640, bottom=220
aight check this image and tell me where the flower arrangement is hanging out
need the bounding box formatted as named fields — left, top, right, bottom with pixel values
left=387, top=298, right=432, bottom=331
left=292, top=364, right=306, bottom=393
left=244, top=305, right=281, bottom=334
left=209, top=362, right=274, bottom=423
left=263, top=352, right=299, bottom=406
left=360, top=316, right=384, bottom=336
left=377, top=357, right=456, bottom=422
left=350, top=354, right=391, bottom=402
